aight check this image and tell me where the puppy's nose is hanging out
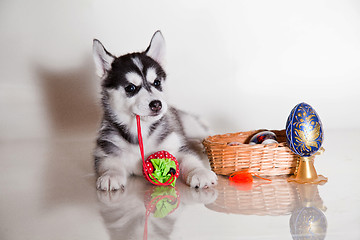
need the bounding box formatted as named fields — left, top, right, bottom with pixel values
left=149, top=100, right=162, bottom=112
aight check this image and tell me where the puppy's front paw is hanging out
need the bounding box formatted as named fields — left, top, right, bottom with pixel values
left=97, top=172, right=127, bottom=191
left=186, top=168, right=218, bottom=189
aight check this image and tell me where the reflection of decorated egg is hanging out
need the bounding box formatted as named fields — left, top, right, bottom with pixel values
left=286, top=103, right=323, bottom=157
left=290, top=207, right=327, bottom=240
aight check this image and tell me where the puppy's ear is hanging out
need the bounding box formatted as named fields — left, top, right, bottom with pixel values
left=145, top=31, right=166, bottom=65
left=93, top=39, right=115, bottom=77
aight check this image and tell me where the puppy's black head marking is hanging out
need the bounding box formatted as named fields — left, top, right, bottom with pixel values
left=102, top=52, right=166, bottom=97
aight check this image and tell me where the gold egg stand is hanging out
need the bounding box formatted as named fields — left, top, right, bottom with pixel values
left=287, top=147, right=327, bottom=185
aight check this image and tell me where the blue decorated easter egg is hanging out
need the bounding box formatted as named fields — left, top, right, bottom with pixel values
left=285, top=103, right=323, bottom=157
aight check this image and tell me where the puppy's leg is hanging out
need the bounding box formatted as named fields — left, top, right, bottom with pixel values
left=95, top=149, right=128, bottom=191
left=178, top=153, right=218, bottom=188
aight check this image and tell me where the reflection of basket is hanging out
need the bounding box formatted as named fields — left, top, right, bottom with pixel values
left=203, top=129, right=300, bottom=176
left=206, top=176, right=297, bottom=216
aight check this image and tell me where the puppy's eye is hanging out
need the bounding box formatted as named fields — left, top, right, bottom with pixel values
left=125, top=84, right=136, bottom=93
left=154, top=79, right=161, bottom=87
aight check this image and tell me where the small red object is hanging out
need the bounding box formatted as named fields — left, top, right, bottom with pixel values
left=229, top=170, right=253, bottom=183
left=229, top=169, right=272, bottom=191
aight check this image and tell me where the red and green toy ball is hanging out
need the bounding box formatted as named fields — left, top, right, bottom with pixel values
left=142, top=150, right=179, bottom=187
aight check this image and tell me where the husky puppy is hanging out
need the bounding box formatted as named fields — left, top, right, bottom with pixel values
left=92, top=31, right=217, bottom=191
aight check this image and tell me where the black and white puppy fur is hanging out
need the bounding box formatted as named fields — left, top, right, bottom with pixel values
left=93, top=31, right=218, bottom=191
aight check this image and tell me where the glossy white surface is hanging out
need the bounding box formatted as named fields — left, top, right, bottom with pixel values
left=1, top=129, right=359, bottom=239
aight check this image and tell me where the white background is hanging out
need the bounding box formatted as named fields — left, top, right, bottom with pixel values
left=1, top=0, right=360, bottom=140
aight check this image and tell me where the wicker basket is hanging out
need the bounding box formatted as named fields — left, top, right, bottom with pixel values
left=203, top=129, right=300, bottom=176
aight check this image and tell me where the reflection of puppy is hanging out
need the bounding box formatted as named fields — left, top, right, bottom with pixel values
left=97, top=176, right=218, bottom=240
left=92, top=31, right=217, bottom=191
